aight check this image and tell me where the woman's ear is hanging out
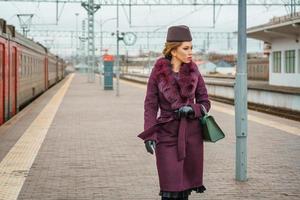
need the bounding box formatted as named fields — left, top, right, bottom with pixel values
left=171, top=49, right=177, bottom=57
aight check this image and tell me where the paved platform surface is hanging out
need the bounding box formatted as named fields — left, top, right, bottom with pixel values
left=0, top=73, right=299, bottom=200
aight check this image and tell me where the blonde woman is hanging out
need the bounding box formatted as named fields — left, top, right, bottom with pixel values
left=138, top=25, right=211, bottom=200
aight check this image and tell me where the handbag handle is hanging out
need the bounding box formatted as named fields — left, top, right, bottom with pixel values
left=200, top=104, right=208, bottom=115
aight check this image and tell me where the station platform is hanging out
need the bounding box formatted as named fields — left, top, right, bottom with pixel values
left=0, top=73, right=299, bottom=200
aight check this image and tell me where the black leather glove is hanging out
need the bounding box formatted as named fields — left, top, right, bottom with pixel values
left=145, top=140, right=156, bottom=154
left=178, top=105, right=195, bottom=119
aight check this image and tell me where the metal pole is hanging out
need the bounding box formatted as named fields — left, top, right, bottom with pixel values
left=235, top=0, right=248, bottom=181
left=81, top=19, right=86, bottom=73
left=88, top=0, right=94, bottom=82
left=213, top=0, right=216, bottom=27
left=100, top=18, right=103, bottom=86
left=147, top=32, right=150, bottom=73
left=75, top=13, right=79, bottom=66
left=116, top=0, right=120, bottom=96
left=71, top=31, right=74, bottom=66
left=227, top=32, right=231, bottom=50
left=56, top=0, right=59, bottom=24
left=207, top=32, right=210, bottom=51
left=82, top=0, right=100, bottom=83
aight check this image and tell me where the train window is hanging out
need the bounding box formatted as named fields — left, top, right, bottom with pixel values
left=30, top=58, right=32, bottom=76
left=24, top=56, right=26, bottom=76
left=30, top=60, right=32, bottom=76
left=285, top=50, right=295, bottom=73
left=27, top=56, right=29, bottom=76
left=0, top=44, right=3, bottom=78
left=25, top=56, right=27, bottom=74
left=12, top=48, right=16, bottom=78
left=28, top=58, right=30, bottom=76
left=26, top=57, right=28, bottom=76
left=28, top=57, right=30, bottom=76
left=31, top=58, right=33, bottom=75
left=298, top=49, right=300, bottom=73
left=20, top=55, right=23, bottom=76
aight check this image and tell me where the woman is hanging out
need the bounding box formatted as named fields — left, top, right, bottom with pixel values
left=138, top=25, right=211, bottom=200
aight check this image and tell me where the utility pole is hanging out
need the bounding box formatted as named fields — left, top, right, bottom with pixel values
left=82, top=0, right=100, bottom=83
left=75, top=13, right=79, bottom=66
left=100, top=18, right=103, bottom=86
left=206, top=32, right=210, bottom=51
left=235, top=0, right=248, bottom=181
left=116, top=0, right=120, bottom=96
left=227, top=32, right=231, bottom=50
left=17, top=14, right=34, bottom=37
left=147, top=32, right=151, bottom=74
left=79, top=19, right=87, bottom=73
left=290, top=0, right=296, bottom=16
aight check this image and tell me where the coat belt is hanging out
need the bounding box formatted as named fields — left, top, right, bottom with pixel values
left=177, top=117, right=188, bottom=161
left=138, top=109, right=190, bottom=161
left=160, top=109, right=189, bottom=161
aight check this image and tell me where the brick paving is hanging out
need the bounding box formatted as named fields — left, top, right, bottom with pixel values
left=0, top=78, right=69, bottom=161
left=0, top=73, right=299, bottom=200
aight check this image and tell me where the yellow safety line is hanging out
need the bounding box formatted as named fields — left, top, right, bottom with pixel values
left=121, top=79, right=300, bottom=137
left=212, top=105, right=300, bottom=136
left=0, top=74, right=75, bottom=200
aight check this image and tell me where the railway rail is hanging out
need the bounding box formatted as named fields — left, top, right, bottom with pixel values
left=120, top=73, right=300, bottom=122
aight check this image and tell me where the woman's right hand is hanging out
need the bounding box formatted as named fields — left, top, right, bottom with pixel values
left=145, top=140, right=156, bottom=154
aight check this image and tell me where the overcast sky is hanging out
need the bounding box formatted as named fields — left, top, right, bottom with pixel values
left=0, top=2, right=294, bottom=56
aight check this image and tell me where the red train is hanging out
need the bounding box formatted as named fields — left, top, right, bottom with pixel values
left=0, top=19, right=66, bottom=125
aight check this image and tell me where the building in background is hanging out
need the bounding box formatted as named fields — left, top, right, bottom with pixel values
left=247, top=12, right=300, bottom=87
left=215, top=60, right=235, bottom=75
left=197, top=60, right=217, bottom=74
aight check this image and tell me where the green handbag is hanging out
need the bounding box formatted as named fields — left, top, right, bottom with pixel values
left=200, top=105, right=225, bottom=142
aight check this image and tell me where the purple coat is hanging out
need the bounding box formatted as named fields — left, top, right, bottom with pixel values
left=138, top=57, right=211, bottom=192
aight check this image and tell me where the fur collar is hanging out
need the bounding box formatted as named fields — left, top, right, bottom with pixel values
left=152, top=57, right=199, bottom=109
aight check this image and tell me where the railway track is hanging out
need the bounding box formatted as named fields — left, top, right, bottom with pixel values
left=120, top=73, right=300, bottom=122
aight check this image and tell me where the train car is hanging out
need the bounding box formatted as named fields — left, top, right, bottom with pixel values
left=0, top=19, right=8, bottom=124
left=47, top=53, right=58, bottom=87
left=57, top=58, right=64, bottom=81
left=6, top=25, right=18, bottom=120
left=0, top=18, right=66, bottom=125
left=0, top=20, right=18, bottom=122
left=15, top=30, right=47, bottom=110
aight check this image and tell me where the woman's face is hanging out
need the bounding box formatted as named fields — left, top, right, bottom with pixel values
left=171, top=41, right=193, bottom=63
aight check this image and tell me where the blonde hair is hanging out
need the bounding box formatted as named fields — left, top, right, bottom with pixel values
left=162, top=42, right=182, bottom=59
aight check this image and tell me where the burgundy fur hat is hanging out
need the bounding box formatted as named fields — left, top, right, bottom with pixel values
left=166, top=25, right=192, bottom=42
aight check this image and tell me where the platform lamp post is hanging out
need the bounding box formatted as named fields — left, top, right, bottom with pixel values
left=116, top=0, right=121, bottom=96
left=75, top=13, right=79, bottom=66
left=98, top=17, right=117, bottom=86
left=115, top=0, right=136, bottom=96
left=235, top=0, right=248, bottom=181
